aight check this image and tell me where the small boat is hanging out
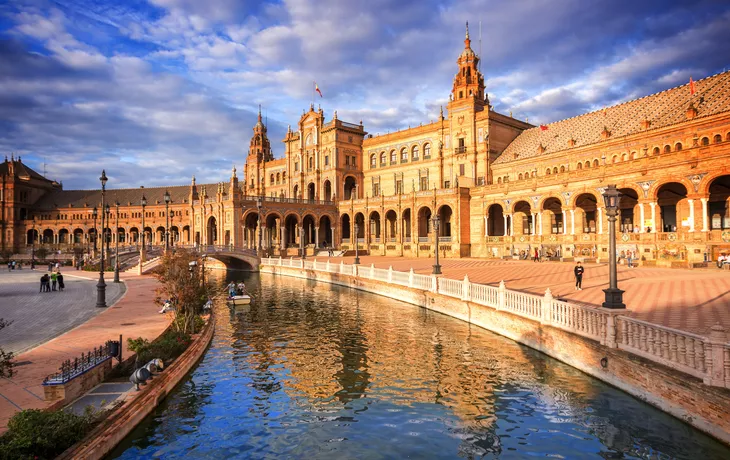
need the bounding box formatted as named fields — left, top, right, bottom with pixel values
left=227, top=294, right=251, bottom=306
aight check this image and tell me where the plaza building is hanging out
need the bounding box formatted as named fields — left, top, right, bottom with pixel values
left=2, top=25, right=730, bottom=267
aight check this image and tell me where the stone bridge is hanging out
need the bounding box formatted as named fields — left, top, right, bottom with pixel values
left=189, top=245, right=261, bottom=271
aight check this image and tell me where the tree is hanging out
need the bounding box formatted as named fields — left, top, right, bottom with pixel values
left=0, top=318, right=14, bottom=378
left=153, top=249, right=209, bottom=334
left=35, top=247, right=48, bottom=261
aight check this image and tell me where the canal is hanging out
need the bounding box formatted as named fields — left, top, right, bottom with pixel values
left=111, top=272, right=730, bottom=459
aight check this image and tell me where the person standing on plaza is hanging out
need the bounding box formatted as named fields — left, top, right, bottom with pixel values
left=533, top=247, right=539, bottom=262
left=627, top=251, right=633, bottom=269
left=50, top=271, right=58, bottom=291
left=574, top=262, right=584, bottom=291
left=57, top=272, right=65, bottom=291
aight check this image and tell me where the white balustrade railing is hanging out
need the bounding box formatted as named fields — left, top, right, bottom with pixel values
left=260, top=257, right=730, bottom=389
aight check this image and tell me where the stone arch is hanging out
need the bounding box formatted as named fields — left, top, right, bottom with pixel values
left=302, top=214, right=316, bottom=246
left=698, top=171, right=730, bottom=196
left=437, top=205, right=453, bottom=238
left=655, top=182, right=688, bottom=232
left=206, top=216, right=217, bottom=245
left=713, top=134, right=722, bottom=144
left=512, top=200, right=532, bottom=235
left=653, top=146, right=661, bottom=156
left=129, top=227, right=140, bottom=244
left=417, top=206, right=432, bottom=238
left=542, top=197, right=563, bottom=234
left=487, top=204, right=505, bottom=236
left=708, top=175, right=730, bottom=230
left=675, top=142, right=683, bottom=151
left=344, top=176, right=357, bottom=200
left=593, top=159, right=599, bottom=167
left=576, top=162, right=582, bottom=170
left=401, top=208, right=412, bottom=241
left=701, top=136, right=709, bottom=146
left=307, top=182, right=316, bottom=201
left=319, top=214, right=333, bottom=246
left=617, top=188, right=639, bottom=233
left=73, top=228, right=84, bottom=244
left=293, top=184, right=299, bottom=199
left=323, top=179, right=332, bottom=201
left=42, top=228, right=54, bottom=244
left=341, top=213, right=351, bottom=240
left=283, top=214, right=299, bottom=248
left=354, top=212, right=365, bottom=239
left=369, top=210, right=381, bottom=241
left=58, top=228, right=70, bottom=244
left=385, top=209, right=397, bottom=241
left=574, top=193, right=598, bottom=233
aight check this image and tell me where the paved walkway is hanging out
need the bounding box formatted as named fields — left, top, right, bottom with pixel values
left=319, top=256, right=730, bottom=336
left=0, top=272, right=170, bottom=432
left=0, top=270, right=125, bottom=354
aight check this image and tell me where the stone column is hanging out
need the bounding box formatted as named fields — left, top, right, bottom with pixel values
left=484, top=215, right=489, bottom=236
left=701, top=198, right=709, bottom=231
left=598, top=207, right=603, bottom=234
left=331, top=226, right=336, bottom=248
left=315, top=226, right=320, bottom=249
left=538, top=212, right=543, bottom=236
left=639, top=203, right=645, bottom=233
left=649, top=202, right=656, bottom=233
left=688, top=199, right=695, bottom=232
left=562, top=211, right=567, bottom=235
left=508, top=214, right=514, bottom=236
left=280, top=225, right=286, bottom=250
left=570, top=209, right=575, bottom=235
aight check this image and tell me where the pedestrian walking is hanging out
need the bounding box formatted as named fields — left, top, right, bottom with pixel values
left=574, top=262, right=584, bottom=291
left=7, top=262, right=11, bottom=272
left=57, top=272, right=65, bottom=291
left=533, top=247, right=540, bottom=262
left=39, top=274, right=45, bottom=292
left=51, top=271, right=58, bottom=291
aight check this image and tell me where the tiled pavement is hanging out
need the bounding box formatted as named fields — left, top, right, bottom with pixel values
left=0, top=270, right=125, bottom=354
left=325, top=256, right=730, bottom=337
left=0, top=272, right=169, bottom=432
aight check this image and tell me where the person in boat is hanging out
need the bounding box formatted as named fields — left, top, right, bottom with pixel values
left=236, top=281, right=246, bottom=296
left=227, top=282, right=237, bottom=298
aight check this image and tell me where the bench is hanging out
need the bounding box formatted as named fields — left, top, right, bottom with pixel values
left=723, top=264, right=730, bottom=271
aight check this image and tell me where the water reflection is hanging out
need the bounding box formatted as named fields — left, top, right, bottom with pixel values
left=111, top=272, right=730, bottom=459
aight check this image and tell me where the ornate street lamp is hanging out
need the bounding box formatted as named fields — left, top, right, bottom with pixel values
left=353, top=222, right=360, bottom=264
left=114, top=200, right=120, bottom=283
left=256, top=197, right=263, bottom=253
left=96, top=170, right=108, bottom=309
left=139, top=195, right=147, bottom=275
left=105, top=204, right=111, bottom=267
left=92, top=206, right=98, bottom=258
left=164, top=190, right=171, bottom=253
left=31, top=216, right=36, bottom=269
left=432, top=214, right=442, bottom=274
left=602, top=184, right=625, bottom=309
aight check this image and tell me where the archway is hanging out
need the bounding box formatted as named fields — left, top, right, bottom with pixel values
left=143, top=227, right=152, bottom=248
left=129, top=227, right=139, bottom=244
left=302, top=215, right=316, bottom=246
left=344, top=176, right=357, bottom=200
left=42, top=229, right=53, bottom=244
left=156, top=226, right=165, bottom=246
left=513, top=200, right=532, bottom=235
left=73, top=228, right=84, bottom=244
left=244, top=212, right=259, bottom=250
left=437, top=205, right=452, bottom=240
left=385, top=210, right=397, bottom=242
left=206, top=217, right=217, bottom=245
left=354, top=212, right=365, bottom=241
left=293, top=184, right=299, bottom=199
left=307, top=182, right=316, bottom=201
left=27, top=229, right=38, bottom=245
left=575, top=193, right=597, bottom=233
left=618, top=188, right=639, bottom=233
left=487, top=204, right=505, bottom=236
left=58, top=228, right=69, bottom=244
left=417, top=207, right=432, bottom=240
left=369, top=211, right=381, bottom=242
left=708, top=175, right=730, bottom=229
left=656, top=183, right=687, bottom=232
left=402, top=208, right=412, bottom=241
left=182, top=225, right=190, bottom=244
left=265, top=213, right=281, bottom=249
left=284, top=214, right=299, bottom=248
left=341, top=214, right=351, bottom=241
left=169, top=226, right=179, bottom=246
left=542, top=198, right=563, bottom=234
left=323, top=180, right=332, bottom=201
left=116, top=227, right=126, bottom=244
left=319, top=215, right=333, bottom=246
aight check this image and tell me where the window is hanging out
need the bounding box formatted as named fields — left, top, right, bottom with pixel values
left=497, top=177, right=502, bottom=184
left=308, top=157, right=314, bottom=170
left=714, top=134, right=722, bottom=144
left=351, top=156, right=356, bottom=167
left=459, top=164, right=465, bottom=176
left=576, top=163, right=582, bottom=170
left=370, top=154, right=376, bottom=168
left=395, top=180, right=403, bottom=195
left=412, top=145, right=419, bottom=160
left=585, top=161, right=591, bottom=168
left=270, top=174, right=274, bottom=185
left=295, top=162, right=299, bottom=172
left=593, top=159, right=599, bottom=167
left=664, top=145, right=671, bottom=154
left=621, top=153, right=627, bottom=161
left=380, top=152, right=386, bottom=166
left=348, top=135, right=353, bottom=143
left=276, top=173, right=281, bottom=183
left=400, top=148, right=408, bottom=163
left=282, top=172, right=287, bottom=182
left=701, top=137, right=709, bottom=146
left=345, top=156, right=350, bottom=165
left=653, top=147, right=660, bottom=155
left=675, top=142, right=683, bottom=151
left=518, top=173, right=524, bottom=180
left=444, top=180, right=451, bottom=188
left=560, top=165, right=565, bottom=173
left=546, top=168, right=551, bottom=175
left=372, top=182, right=380, bottom=197
left=324, top=155, right=329, bottom=166
left=419, top=176, right=428, bottom=191
left=424, top=143, right=431, bottom=158
left=390, top=150, right=396, bottom=164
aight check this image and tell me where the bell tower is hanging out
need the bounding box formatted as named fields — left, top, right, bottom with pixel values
left=245, top=106, right=274, bottom=195
left=450, top=22, right=485, bottom=107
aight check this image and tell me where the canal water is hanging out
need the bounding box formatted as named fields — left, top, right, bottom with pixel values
left=111, top=272, right=730, bottom=459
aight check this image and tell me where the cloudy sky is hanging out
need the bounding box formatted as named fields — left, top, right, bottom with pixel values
left=1, top=0, right=729, bottom=189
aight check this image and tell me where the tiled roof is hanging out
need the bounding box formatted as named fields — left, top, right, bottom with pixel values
left=33, top=184, right=219, bottom=210
left=0, top=159, right=55, bottom=183
left=495, top=71, right=730, bottom=165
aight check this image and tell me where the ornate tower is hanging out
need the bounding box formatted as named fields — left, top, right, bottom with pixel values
left=245, top=106, right=274, bottom=195
left=450, top=22, right=485, bottom=106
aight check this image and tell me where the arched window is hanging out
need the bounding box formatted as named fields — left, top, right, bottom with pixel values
left=631, top=151, right=637, bottom=159
left=653, top=147, right=660, bottom=156
left=726, top=132, right=730, bottom=142
left=379, top=152, right=386, bottom=166
left=518, top=173, right=523, bottom=180
left=497, top=177, right=502, bottom=184
left=276, top=173, right=281, bottom=183
left=585, top=161, right=591, bottom=169
left=390, top=150, right=396, bottom=164
left=612, top=155, right=618, bottom=164
left=309, top=157, right=314, bottom=169
left=701, top=137, right=709, bottom=146
left=546, top=168, right=551, bottom=175
left=412, top=145, right=419, bottom=160
left=560, top=165, right=565, bottom=173
left=400, top=148, right=408, bottom=162
left=370, top=154, right=376, bottom=168
left=294, top=161, right=299, bottom=172
left=714, top=134, right=722, bottom=144
left=282, top=172, right=286, bottom=182
left=423, top=143, right=431, bottom=158
left=531, top=171, right=536, bottom=178
left=621, top=153, right=627, bottom=162
left=553, top=167, right=558, bottom=174
left=270, top=174, right=274, bottom=185
left=675, top=142, right=682, bottom=151
left=576, top=162, right=582, bottom=170
left=503, top=176, right=509, bottom=183
left=593, top=159, right=599, bottom=167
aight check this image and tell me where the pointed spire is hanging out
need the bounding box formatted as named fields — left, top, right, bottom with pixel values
left=466, top=21, right=470, bottom=40
left=192, top=175, right=196, bottom=185
left=232, top=165, right=237, bottom=178
left=257, top=104, right=262, bottom=122
left=464, top=21, right=471, bottom=49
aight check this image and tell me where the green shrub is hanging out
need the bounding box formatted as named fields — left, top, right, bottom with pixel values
left=172, top=314, right=205, bottom=334
left=127, top=329, right=191, bottom=365
left=0, top=409, right=93, bottom=460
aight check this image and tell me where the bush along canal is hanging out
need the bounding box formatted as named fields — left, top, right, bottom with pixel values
left=110, top=272, right=730, bottom=459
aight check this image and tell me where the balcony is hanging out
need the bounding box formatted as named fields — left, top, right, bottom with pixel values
left=455, top=146, right=467, bottom=154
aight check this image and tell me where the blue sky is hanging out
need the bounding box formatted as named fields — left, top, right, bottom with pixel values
left=1, top=0, right=729, bottom=189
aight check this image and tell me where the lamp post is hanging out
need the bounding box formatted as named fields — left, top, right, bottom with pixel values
left=105, top=204, right=111, bottom=268
left=164, top=190, right=171, bottom=253
left=114, top=201, right=120, bottom=283
left=92, top=206, right=98, bottom=259
left=602, top=184, right=625, bottom=309
left=432, top=214, right=442, bottom=274
left=139, top=195, right=146, bottom=275
left=256, top=197, right=263, bottom=253
left=353, top=222, right=360, bottom=264
left=96, top=170, right=108, bottom=308
left=31, top=216, right=36, bottom=269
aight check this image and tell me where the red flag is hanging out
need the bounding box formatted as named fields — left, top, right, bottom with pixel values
left=689, top=77, right=695, bottom=95
left=315, top=82, right=323, bottom=97
left=540, top=125, right=548, bottom=131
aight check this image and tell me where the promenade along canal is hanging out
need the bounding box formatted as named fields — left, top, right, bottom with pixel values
left=112, top=273, right=730, bottom=459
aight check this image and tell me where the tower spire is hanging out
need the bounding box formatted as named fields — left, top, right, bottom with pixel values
left=466, top=21, right=469, bottom=39
left=464, top=21, right=471, bottom=50
left=258, top=104, right=262, bottom=122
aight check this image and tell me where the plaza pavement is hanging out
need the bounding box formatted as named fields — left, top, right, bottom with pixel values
left=0, top=271, right=170, bottom=432
left=326, top=256, right=730, bottom=337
